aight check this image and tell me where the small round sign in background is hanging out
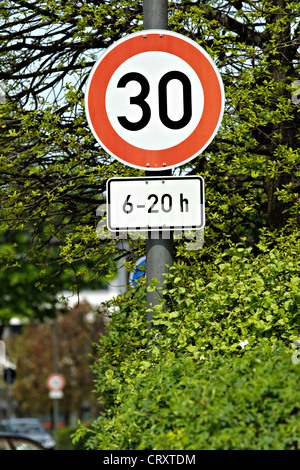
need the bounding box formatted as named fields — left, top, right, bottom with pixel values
left=85, top=30, right=225, bottom=171
left=46, top=373, right=65, bottom=391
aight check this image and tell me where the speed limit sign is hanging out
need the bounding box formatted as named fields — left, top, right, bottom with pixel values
left=85, top=30, right=224, bottom=171
left=46, top=373, right=65, bottom=391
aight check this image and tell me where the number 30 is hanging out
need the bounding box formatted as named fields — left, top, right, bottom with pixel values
left=117, top=71, right=192, bottom=131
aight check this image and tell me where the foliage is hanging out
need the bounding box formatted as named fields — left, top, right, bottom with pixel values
left=73, top=238, right=300, bottom=449
left=0, top=227, right=108, bottom=335
left=56, top=426, right=86, bottom=450
left=0, top=0, right=299, bottom=285
left=0, top=0, right=142, bottom=284
left=157, top=236, right=300, bottom=357
left=74, top=343, right=300, bottom=450
left=0, top=1, right=140, bottom=329
left=0, top=230, right=59, bottom=330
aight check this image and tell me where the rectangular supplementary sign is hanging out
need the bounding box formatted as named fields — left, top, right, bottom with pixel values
left=106, top=176, right=205, bottom=232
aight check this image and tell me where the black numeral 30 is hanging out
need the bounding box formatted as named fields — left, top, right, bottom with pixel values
left=117, top=71, right=192, bottom=131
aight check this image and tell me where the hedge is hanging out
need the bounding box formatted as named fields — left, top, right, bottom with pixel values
left=75, top=343, right=300, bottom=450
left=73, top=237, right=300, bottom=450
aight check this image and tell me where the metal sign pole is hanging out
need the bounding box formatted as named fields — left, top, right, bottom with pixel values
left=52, top=319, right=59, bottom=442
left=143, top=0, right=168, bottom=30
left=143, top=0, right=175, bottom=327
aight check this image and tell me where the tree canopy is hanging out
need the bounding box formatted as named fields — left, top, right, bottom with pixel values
left=1, top=0, right=299, bottom=276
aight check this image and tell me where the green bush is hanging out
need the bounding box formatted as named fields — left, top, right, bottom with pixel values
left=57, top=426, right=87, bottom=450
left=73, top=237, right=300, bottom=450
left=77, top=343, right=300, bottom=450
left=153, top=241, right=300, bottom=358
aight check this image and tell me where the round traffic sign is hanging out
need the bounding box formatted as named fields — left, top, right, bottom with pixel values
left=46, top=373, right=65, bottom=391
left=85, top=30, right=225, bottom=171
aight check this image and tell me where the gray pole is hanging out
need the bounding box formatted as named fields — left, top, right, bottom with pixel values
left=143, top=0, right=168, bottom=30
left=143, top=0, right=174, bottom=326
left=52, top=319, right=59, bottom=442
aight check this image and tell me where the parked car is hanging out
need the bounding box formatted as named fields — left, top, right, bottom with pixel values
left=0, top=418, right=56, bottom=450
left=0, top=432, right=45, bottom=450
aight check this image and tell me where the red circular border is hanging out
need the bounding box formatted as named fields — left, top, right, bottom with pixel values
left=86, top=32, right=224, bottom=170
left=46, top=373, right=65, bottom=391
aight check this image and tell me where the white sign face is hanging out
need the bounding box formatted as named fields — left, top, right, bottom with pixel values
left=49, top=390, right=63, bottom=400
left=105, top=51, right=204, bottom=151
left=106, top=176, right=205, bottom=232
